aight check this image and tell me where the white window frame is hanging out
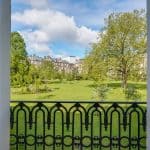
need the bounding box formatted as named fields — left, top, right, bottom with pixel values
left=0, top=0, right=149, bottom=149
left=0, top=0, right=10, bottom=149
left=147, top=0, right=150, bottom=149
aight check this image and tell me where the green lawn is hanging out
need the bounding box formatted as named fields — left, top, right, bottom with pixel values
left=10, top=80, right=146, bottom=149
left=11, top=80, right=146, bottom=101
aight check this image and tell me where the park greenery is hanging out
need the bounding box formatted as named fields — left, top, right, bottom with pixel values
left=10, top=10, right=147, bottom=150
left=83, top=10, right=146, bottom=88
left=11, top=32, right=81, bottom=86
left=11, top=10, right=147, bottom=101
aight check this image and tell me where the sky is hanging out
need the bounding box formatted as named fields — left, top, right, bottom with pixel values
left=11, top=0, right=146, bottom=60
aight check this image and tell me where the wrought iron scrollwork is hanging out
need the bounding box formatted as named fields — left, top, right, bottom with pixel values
left=10, top=101, right=146, bottom=150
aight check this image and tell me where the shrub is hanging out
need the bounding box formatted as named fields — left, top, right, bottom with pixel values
left=93, top=83, right=109, bottom=101
left=124, top=85, right=141, bottom=101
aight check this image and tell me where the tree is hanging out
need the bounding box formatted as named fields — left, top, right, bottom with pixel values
left=11, top=32, right=30, bottom=86
left=84, top=10, right=146, bottom=88
left=83, top=44, right=109, bottom=81
left=27, top=64, right=40, bottom=84
left=39, top=59, right=55, bottom=81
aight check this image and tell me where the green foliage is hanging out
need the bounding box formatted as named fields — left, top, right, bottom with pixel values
left=83, top=10, right=146, bottom=88
left=124, top=85, right=141, bottom=101
left=65, top=69, right=80, bottom=81
left=66, top=73, right=74, bottom=81
left=83, top=45, right=108, bottom=81
left=11, top=32, right=30, bottom=86
left=54, top=72, right=64, bottom=82
left=10, top=31, right=84, bottom=89
left=39, top=59, right=55, bottom=81
left=93, top=83, right=110, bottom=100
left=27, top=64, right=40, bottom=84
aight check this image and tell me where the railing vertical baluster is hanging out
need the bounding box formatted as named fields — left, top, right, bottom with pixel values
left=91, top=111, right=93, bottom=150
left=72, top=111, right=75, bottom=150
left=10, top=101, right=146, bottom=150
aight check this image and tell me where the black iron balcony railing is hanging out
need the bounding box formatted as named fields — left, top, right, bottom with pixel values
left=10, top=101, right=146, bottom=150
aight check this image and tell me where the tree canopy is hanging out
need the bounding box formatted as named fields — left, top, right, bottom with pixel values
left=84, top=10, right=146, bottom=88
left=11, top=32, right=30, bottom=86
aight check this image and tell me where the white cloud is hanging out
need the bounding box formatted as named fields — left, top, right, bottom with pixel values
left=63, top=56, right=80, bottom=63
left=77, top=26, right=98, bottom=45
left=12, top=9, right=98, bottom=55
left=13, top=0, right=49, bottom=9
left=12, top=0, right=145, bottom=57
left=46, top=0, right=145, bottom=28
left=30, top=43, right=51, bottom=53
left=19, top=30, right=51, bottom=55
left=28, top=0, right=49, bottom=8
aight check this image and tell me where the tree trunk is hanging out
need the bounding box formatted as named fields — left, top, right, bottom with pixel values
left=122, top=72, right=127, bottom=89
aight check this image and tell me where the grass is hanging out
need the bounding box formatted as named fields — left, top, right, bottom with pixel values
left=10, top=80, right=146, bottom=149
left=11, top=80, right=146, bottom=101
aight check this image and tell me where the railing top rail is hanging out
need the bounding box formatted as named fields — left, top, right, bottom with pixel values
left=10, top=100, right=147, bottom=104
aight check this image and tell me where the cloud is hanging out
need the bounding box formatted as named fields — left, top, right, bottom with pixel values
left=27, top=0, right=49, bottom=8
left=13, top=0, right=49, bottom=9
left=19, top=30, right=52, bottom=55
left=77, top=26, right=98, bottom=45
left=12, top=9, right=98, bottom=55
left=12, top=0, right=145, bottom=57
left=46, top=0, right=146, bottom=28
